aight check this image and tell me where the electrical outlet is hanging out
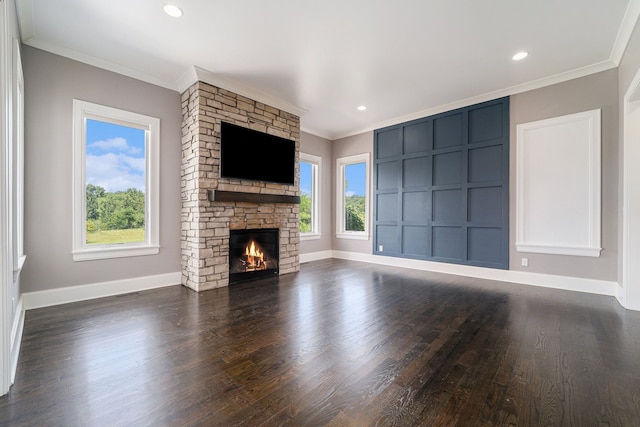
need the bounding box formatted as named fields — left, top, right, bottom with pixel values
left=378, top=245, right=383, bottom=252
left=521, top=258, right=528, bottom=267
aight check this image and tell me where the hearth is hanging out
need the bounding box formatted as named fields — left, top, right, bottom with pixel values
left=229, top=228, right=279, bottom=283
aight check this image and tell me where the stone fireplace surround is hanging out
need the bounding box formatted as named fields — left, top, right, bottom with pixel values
left=181, top=81, right=301, bottom=292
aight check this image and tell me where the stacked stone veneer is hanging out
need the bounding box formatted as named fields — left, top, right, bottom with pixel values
left=181, top=81, right=300, bottom=292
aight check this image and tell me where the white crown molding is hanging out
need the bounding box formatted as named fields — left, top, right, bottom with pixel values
left=15, top=0, right=34, bottom=42
left=23, top=272, right=181, bottom=310
left=610, top=0, right=640, bottom=65
left=22, top=38, right=178, bottom=91
left=329, top=60, right=617, bottom=140
left=300, top=126, right=333, bottom=141
left=178, top=66, right=308, bottom=118
left=15, top=1, right=637, bottom=140
left=176, top=66, right=199, bottom=94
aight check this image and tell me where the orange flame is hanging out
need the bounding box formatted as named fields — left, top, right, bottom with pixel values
left=245, top=240, right=265, bottom=269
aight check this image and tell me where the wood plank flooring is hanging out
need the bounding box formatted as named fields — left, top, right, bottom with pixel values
left=2, top=259, right=640, bottom=426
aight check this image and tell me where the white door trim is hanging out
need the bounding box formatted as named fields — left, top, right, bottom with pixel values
left=0, top=0, right=12, bottom=396
left=621, top=66, right=640, bottom=310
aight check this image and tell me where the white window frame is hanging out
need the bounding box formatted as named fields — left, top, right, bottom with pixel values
left=299, top=153, right=321, bottom=240
left=336, top=153, right=370, bottom=240
left=72, top=100, right=160, bottom=261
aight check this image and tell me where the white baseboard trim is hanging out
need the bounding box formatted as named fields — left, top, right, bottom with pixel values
left=300, top=250, right=333, bottom=263
left=18, top=253, right=621, bottom=311
left=23, top=272, right=182, bottom=310
left=331, top=251, right=619, bottom=297
left=614, top=283, right=640, bottom=311
left=616, top=284, right=626, bottom=308
left=10, top=295, right=25, bottom=384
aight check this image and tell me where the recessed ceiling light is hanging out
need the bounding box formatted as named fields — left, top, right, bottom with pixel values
left=357, top=105, right=367, bottom=111
left=163, top=4, right=183, bottom=17
left=512, top=51, right=528, bottom=61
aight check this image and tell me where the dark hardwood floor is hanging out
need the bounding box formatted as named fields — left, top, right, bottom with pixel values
left=2, top=259, right=640, bottom=426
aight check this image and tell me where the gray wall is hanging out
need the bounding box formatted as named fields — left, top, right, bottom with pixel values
left=299, top=131, right=333, bottom=254
left=21, top=46, right=182, bottom=293
left=332, top=70, right=620, bottom=283
left=18, top=20, right=639, bottom=289
left=331, top=131, right=374, bottom=254
left=509, top=69, right=619, bottom=281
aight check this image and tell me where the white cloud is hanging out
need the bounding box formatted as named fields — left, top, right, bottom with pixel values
left=345, top=191, right=355, bottom=197
left=86, top=152, right=145, bottom=192
left=88, top=137, right=142, bottom=155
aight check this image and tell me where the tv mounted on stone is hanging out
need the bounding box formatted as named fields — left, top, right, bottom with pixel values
left=220, top=121, right=296, bottom=185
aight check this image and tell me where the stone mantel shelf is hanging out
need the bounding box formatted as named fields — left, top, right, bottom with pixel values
left=207, top=190, right=300, bottom=205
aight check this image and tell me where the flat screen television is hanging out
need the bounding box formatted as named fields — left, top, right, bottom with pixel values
left=220, top=121, right=296, bottom=185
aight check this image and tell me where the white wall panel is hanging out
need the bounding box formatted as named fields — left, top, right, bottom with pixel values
left=516, top=110, right=602, bottom=257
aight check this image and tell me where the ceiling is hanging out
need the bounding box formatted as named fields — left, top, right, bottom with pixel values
left=16, top=0, right=640, bottom=140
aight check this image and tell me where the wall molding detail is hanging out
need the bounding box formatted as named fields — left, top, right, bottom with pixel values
left=516, top=109, right=602, bottom=257
left=23, top=272, right=181, bottom=310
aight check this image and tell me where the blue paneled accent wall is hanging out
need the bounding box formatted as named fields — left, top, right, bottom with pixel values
left=373, top=97, right=509, bottom=269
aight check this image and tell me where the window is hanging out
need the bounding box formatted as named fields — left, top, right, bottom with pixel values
left=336, top=153, right=369, bottom=239
left=299, top=153, right=320, bottom=239
left=72, top=100, right=160, bottom=261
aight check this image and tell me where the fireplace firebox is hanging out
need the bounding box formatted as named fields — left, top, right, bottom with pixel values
left=229, top=228, right=279, bottom=283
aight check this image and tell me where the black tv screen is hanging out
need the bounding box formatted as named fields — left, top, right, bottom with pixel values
left=220, top=121, right=296, bottom=185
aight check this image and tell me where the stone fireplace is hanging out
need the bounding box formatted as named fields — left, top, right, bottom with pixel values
left=180, top=81, right=301, bottom=291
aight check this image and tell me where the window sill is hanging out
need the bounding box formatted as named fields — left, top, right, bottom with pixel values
left=336, top=233, right=369, bottom=241
left=72, top=245, right=160, bottom=262
left=301, top=233, right=322, bottom=241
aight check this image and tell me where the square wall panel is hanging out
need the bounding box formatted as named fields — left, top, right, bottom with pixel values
left=403, top=191, right=428, bottom=223
left=376, top=225, right=399, bottom=253
left=468, top=187, right=502, bottom=224
left=468, top=227, right=502, bottom=264
left=432, top=226, right=462, bottom=260
left=377, top=193, right=398, bottom=222
left=434, top=113, right=463, bottom=149
left=433, top=151, right=461, bottom=185
left=376, top=128, right=401, bottom=159
left=402, top=226, right=429, bottom=257
left=432, top=189, right=462, bottom=223
left=377, top=161, right=399, bottom=191
left=469, top=145, right=502, bottom=183
left=403, top=156, right=429, bottom=188
left=403, top=121, right=431, bottom=154
left=469, top=103, right=503, bottom=143
left=373, top=97, right=508, bottom=269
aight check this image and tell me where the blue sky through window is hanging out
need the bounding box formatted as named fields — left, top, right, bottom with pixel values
left=86, top=119, right=146, bottom=192
left=345, top=162, right=366, bottom=197
left=300, top=161, right=312, bottom=196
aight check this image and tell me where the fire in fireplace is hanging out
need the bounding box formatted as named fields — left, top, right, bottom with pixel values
left=229, top=228, right=279, bottom=283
